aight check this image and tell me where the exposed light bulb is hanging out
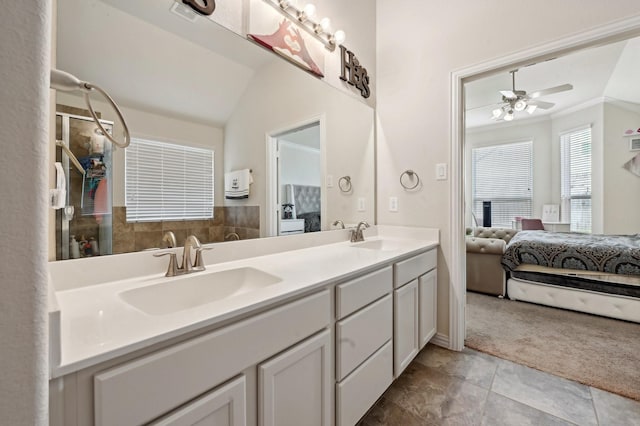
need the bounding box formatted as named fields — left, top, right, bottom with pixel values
left=314, top=17, right=331, bottom=34
left=319, top=17, right=330, bottom=31
left=492, top=108, right=504, bottom=119
left=303, top=3, right=316, bottom=18
left=514, top=99, right=527, bottom=112
left=526, top=104, right=537, bottom=114
left=504, top=110, right=515, bottom=121
left=333, top=30, right=346, bottom=45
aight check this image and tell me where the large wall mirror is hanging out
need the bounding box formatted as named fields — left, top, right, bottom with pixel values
left=53, top=0, right=374, bottom=259
left=464, top=34, right=640, bottom=235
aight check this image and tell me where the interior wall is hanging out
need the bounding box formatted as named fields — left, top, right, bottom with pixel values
left=55, top=92, right=225, bottom=206
left=465, top=118, right=553, bottom=226
left=551, top=103, right=604, bottom=233
left=376, top=0, right=640, bottom=340
left=603, top=102, right=640, bottom=233
left=280, top=142, right=321, bottom=187
left=0, top=1, right=50, bottom=424
left=225, top=58, right=374, bottom=235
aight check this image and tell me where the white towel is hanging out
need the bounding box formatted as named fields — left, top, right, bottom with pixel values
left=50, top=162, right=66, bottom=209
left=225, top=169, right=253, bottom=199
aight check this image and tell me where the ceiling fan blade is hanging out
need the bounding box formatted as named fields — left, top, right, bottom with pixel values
left=528, top=99, right=555, bottom=109
left=500, top=90, right=516, bottom=99
left=466, top=101, right=502, bottom=111
left=529, top=84, right=573, bottom=99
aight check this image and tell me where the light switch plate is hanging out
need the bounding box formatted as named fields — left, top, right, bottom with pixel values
left=436, top=163, right=448, bottom=180
left=357, top=198, right=365, bottom=212
left=389, top=196, right=398, bottom=212
left=326, top=175, right=334, bottom=187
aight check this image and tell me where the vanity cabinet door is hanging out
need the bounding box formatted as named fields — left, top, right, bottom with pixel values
left=419, top=269, right=437, bottom=349
left=152, top=375, right=246, bottom=426
left=394, top=279, right=419, bottom=377
left=258, top=329, right=331, bottom=426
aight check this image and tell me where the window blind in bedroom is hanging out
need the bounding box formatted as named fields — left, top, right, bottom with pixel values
left=471, top=140, right=533, bottom=228
left=125, top=137, right=214, bottom=222
left=561, top=126, right=592, bottom=233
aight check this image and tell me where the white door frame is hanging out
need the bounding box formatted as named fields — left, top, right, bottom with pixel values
left=265, top=116, right=326, bottom=237
left=449, top=16, right=640, bottom=351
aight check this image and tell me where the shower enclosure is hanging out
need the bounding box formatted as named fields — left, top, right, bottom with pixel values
left=55, top=111, right=113, bottom=260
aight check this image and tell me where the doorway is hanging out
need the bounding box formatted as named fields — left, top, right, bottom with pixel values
left=450, top=17, right=640, bottom=351
left=266, top=120, right=323, bottom=237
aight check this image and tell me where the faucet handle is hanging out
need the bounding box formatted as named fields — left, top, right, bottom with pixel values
left=153, top=251, right=178, bottom=277
left=193, top=247, right=213, bottom=270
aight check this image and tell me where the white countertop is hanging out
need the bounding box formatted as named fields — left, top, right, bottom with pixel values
left=49, top=226, right=438, bottom=378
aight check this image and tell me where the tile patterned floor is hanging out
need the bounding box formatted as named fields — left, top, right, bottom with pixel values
left=359, top=345, right=640, bottom=426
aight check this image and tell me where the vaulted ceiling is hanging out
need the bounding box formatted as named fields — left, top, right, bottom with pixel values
left=465, top=36, right=640, bottom=128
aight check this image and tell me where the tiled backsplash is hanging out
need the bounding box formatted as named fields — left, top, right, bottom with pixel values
left=112, top=205, right=260, bottom=254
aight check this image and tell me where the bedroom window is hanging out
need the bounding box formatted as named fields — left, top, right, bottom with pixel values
left=471, top=140, right=533, bottom=228
left=125, top=137, right=214, bottom=222
left=561, top=126, right=592, bottom=233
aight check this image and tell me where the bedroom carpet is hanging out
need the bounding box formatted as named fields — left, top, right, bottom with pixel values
left=465, top=292, right=640, bottom=401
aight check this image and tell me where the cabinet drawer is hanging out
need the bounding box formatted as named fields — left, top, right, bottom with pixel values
left=94, top=290, right=330, bottom=426
left=336, top=341, right=393, bottom=426
left=336, top=294, right=392, bottom=380
left=336, top=266, right=392, bottom=318
left=394, top=249, right=436, bottom=288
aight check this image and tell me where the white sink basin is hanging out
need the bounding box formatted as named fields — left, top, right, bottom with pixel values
left=350, top=239, right=401, bottom=251
left=119, top=267, right=282, bottom=315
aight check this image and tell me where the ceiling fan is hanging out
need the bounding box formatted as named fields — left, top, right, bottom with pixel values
left=491, top=69, right=573, bottom=121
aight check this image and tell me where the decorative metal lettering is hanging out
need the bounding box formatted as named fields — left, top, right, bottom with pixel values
left=182, top=0, right=216, bottom=16
left=339, top=45, right=370, bottom=99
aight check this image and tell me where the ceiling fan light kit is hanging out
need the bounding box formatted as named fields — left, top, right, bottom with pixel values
left=491, top=69, right=573, bottom=122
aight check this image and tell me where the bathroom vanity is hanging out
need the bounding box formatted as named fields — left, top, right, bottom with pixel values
left=48, top=226, right=438, bottom=426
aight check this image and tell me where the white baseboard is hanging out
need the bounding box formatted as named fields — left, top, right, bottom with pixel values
left=429, top=332, right=450, bottom=349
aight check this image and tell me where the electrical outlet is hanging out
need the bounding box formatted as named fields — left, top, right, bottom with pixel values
left=326, top=175, right=334, bottom=188
left=357, top=197, right=365, bottom=212
left=389, top=196, right=398, bottom=212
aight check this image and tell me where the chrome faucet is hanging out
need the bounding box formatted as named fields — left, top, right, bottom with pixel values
left=350, top=221, right=370, bottom=243
left=154, top=234, right=210, bottom=277
left=333, top=220, right=346, bottom=229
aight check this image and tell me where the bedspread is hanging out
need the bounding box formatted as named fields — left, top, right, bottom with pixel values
left=501, top=231, right=640, bottom=275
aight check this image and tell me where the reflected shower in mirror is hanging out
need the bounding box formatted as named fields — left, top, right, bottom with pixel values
left=464, top=35, right=640, bottom=235
left=53, top=0, right=374, bottom=259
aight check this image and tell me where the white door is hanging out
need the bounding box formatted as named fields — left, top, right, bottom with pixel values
left=258, top=329, right=331, bottom=426
left=152, top=375, right=246, bottom=426
left=394, top=279, right=419, bottom=377
left=418, top=269, right=437, bottom=349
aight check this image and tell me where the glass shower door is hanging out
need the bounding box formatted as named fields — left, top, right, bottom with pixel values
left=55, top=112, right=114, bottom=260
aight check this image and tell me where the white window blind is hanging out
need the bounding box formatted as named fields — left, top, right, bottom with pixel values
left=560, top=126, right=591, bottom=233
left=472, top=141, right=533, bottom=228
left=125, top=137, right=214, bottom=222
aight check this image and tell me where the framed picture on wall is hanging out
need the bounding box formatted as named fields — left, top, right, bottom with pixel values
left=542, top=204, right=560, bottom=222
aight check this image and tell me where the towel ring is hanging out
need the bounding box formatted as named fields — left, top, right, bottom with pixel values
left=338, top=176, right=352, bottom=192
left=400, top=170, right=420, bottom=190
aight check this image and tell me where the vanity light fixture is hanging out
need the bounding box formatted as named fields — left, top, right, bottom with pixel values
left=264, top=0, right=345, bottom=51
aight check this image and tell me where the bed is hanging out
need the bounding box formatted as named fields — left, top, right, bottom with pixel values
left=291, top=184, right=321, bottom=233
left=501, top=231, right=640, bottom=322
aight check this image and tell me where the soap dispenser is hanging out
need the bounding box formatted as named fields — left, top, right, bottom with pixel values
left=70, top=235, right=80, bottom=259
